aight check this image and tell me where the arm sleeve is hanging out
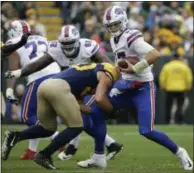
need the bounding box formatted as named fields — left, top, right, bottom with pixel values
left=130, top=38, right=155, bottom=58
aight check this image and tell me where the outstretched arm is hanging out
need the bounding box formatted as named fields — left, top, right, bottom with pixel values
left=5, top=53, right=54, bottom=79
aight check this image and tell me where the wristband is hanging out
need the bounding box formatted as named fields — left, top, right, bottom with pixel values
left=132, top=59, right=149, bottom=73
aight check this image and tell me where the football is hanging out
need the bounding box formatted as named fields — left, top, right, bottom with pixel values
left=117, top=59, right=129, bottom=69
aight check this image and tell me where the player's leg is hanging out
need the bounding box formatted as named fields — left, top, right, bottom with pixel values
left=1, top=81, right=56, bottom=161
left=20, top=82, right=39, bottom=160
left=133, top=81, right=193, bottom=170
left=34, top=79, right=83, bottom=169
left=78, top=96, right=107, bottom=168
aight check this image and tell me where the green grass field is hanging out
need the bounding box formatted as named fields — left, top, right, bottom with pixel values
left=1, top=125, right=193, bottom=173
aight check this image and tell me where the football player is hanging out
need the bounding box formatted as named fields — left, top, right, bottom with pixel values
left=2, top=62, right=120, bottom=169
left=3, top=20, right=61, bottom=160
left=98, top=6, right=193, bottom=170
left=4, top=24, right=122, bottom=160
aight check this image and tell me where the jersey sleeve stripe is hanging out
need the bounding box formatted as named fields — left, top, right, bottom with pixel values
left=91, top=44, right=100, bottom=54
left=126, top=31, right=140, bottom=42
left=128, top=35, right=142, bottom=48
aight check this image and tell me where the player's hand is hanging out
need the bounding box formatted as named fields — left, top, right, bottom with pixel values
left=80, top=104, right=92, bottom=114
left=20, top=32, right=31, bottom=45
left=5, top=69, right=22, bottom=79
left=119, top=61, right=135, bottom=74
left=6, top=88, right=19, bottom=105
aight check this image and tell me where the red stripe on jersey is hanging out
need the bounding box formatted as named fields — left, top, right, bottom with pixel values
left=20, top=20, right=29, bottom=33
left=127, top=31, right=141, bottom=42
left=106, top=7, right=112, bottom=20
left=128, top=35, right=142, bottom=48
left=64, top=25, right=69, bottom=37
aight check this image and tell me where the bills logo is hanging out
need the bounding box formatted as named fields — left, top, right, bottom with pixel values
left=115, top=8, right=124, bottom=15
left=72, top=28, right=77, bottom=36
left=109, top=88, right=123, bottom=97
left=8, top=24, right=17, bottom=31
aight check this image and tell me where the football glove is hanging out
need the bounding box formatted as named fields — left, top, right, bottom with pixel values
left=6, top=88, right=19, bottom=105
left=5, top=69, right=21, bottom=79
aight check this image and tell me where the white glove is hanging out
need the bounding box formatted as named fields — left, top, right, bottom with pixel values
left=5, top=69, right=21, bottom=79
left=6, top=88, right=18, bottom=105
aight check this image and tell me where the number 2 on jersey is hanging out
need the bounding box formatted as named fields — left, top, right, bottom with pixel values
left=25, top=41, right=48, bottom=59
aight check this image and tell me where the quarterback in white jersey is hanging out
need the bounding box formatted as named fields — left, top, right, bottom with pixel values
left=93, top=5, right=192, bottom=171
left=5, top=24, right=123, bottom=163
left=4, top=20, right=60, bottom=160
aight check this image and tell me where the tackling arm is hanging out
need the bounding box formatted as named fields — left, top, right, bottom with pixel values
left=95, top=71, right=114, bottom=112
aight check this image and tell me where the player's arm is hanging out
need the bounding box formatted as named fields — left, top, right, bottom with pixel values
left=77, top=99, right=91, bottom=114
left=91, top=50, right=113, bottom=63
left=121, top=36, right=160, bottom=73
left=5, top=53, right=54, bottom=79
left=95, top=71, right=114, bottom=112
left=1, top=33, right=30, bottom=57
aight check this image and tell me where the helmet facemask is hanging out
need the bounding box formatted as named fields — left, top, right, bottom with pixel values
left=60, top=39, right=79, bottom=56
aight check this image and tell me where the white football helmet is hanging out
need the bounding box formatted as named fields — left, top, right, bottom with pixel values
left=7, top=20, right=31, bottom=39
left=58, top=25, right=80, bottom=56
left=103, top=6, right=128, bottom=37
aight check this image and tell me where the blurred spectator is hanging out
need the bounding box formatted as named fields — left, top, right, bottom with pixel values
left=26, top=8, right=46, bottom=37
left=81, top=17, right=97, bottom=38
left=159, top=52, right=193, bottom=124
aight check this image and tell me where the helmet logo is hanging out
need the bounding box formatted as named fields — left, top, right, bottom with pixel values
left=72, top=28, right=77, bottom=36
left=8, top=24, right=17, bottom=31
left=115, top=8, right=124, bottom=15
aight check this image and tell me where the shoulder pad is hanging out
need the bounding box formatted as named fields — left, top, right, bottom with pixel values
left=80, top=38, right=100, bottom=57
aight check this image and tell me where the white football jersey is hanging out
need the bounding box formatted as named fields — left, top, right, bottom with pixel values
left=110, top=29, right=154, bottom=82
left=47, top=38, right=99, bottom=67
left=6, top=35, right=60, bottom=84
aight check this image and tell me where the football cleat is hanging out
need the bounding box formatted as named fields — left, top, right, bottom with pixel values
left=176, top=147, right=193, bottom=170
left=58, top=144, right=77, bottom=160
left=1, top=131, right=19, bottom=160
left=77, top=153, right=107, bottom=168
left=34, top=152, right=56, bottom=170
left=106, top=142, right=123, bottom=160
left=20, top=148, right=37, bottom=160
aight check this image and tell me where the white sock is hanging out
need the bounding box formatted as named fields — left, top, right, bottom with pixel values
left=51, top=131, right=59, bottom=140
left=69, top=134, right=81, bottom=148
left=105, top=134, right=115, bottom=147
left=29, top=139, right=40, bottom=152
